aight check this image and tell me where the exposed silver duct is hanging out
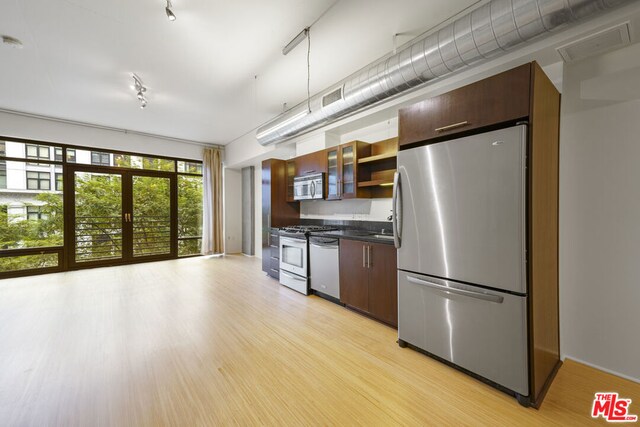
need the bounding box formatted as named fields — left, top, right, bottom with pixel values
left=256, top=0, right=632, bottom=146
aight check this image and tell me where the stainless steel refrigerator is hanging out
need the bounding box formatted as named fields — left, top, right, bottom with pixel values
left=393, top=124, right=529, bottom=398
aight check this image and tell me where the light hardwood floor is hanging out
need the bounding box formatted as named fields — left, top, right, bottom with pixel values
left=0, top=255, right=638, bottom=426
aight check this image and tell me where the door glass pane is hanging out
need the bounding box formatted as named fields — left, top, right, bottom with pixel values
left=342, top=145, right=354, bottom=194
left=282, top=245, right=303, bottom=267
left=133, top=176, right=171, bottom=257
left=327, top=149, right=338, bottom=197
left=0, top=253, right=59, bottom=272
left=178, top=175, right=203, bottom=257
left=74, top=172, right=122, bottom=262
left=1, top=160, right=64, bottom=254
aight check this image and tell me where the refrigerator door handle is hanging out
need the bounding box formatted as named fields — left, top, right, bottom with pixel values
left=406, top=276, right=504, bottom=304
left=392, top=171, right=402, bottom=248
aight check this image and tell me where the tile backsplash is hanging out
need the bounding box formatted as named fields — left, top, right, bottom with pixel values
left=300, top=198, right=393, bottom=222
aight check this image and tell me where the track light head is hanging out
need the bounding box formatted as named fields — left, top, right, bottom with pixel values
left=132, top=74, right=149, bottom=109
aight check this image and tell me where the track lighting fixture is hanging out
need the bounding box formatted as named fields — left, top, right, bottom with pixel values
left=132, top=74, right=148, bottom=109
left=165, top=0, right=176, bottom=21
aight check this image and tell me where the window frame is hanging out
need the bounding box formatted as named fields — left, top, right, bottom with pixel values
left=26, top=144, right=51, bottom=162
left=91, top=151, right=111, bottom=166
left=1, top=136, right=206, bottom=278
left=0, top=160, right=6, bottom=189
left=55, top=172, right=63, bottom=191
left=26, top=171, right=51, bottom=190
left=26, top=205, right=47, bottom=221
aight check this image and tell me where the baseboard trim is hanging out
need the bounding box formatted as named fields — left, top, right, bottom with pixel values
left=562, top=356, right=640, bottom=384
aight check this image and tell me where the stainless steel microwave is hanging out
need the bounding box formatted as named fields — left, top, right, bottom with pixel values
left=293, top=173, right=324, bottom=200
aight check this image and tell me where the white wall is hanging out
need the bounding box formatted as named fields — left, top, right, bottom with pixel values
left=223, top=167, right=242, bottom=254
left=300, top=199, right=392, bottom=222
left=0, top=110, right=205, bottom=160
left=560, top=42, right=640, bottom=382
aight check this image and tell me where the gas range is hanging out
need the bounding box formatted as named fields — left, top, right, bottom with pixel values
left=278, top=225, right=338, bottom=239
left=278, top=225, right=339, bottom=295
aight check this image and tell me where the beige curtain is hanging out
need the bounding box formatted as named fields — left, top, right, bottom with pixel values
left=202, top=147, right=223, bottom=255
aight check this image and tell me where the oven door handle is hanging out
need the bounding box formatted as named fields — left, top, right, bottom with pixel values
left=280, top=271, right=306, bottom=282
left=280, top=237, right=306, bottom=246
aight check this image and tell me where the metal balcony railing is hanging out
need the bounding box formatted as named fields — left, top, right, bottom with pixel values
left=75, top=215, right=171, bottom=261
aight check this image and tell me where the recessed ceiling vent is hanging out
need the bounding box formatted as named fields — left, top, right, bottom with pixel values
left=322, top=86, right=344, bottom=108
left=557, top=22, right=631, bottom=63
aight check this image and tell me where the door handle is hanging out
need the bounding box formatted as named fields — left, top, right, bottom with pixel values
left=367, top=245, right=371, bottom=268
left=310, top=243, right=339, bottom=249
left=392, top=172, right=402, bottom=248
left=362, top=245, right=366, bottom=268
left=281, top=271, right=305, bottom=282
left=407, top=276, right=504, bottom=304
left=435, top=121, right=470, bottom=133
left=310, top=180, right=316, bottom=198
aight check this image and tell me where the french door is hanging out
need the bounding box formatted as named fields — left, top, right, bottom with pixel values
left=66, top=166, right=177, bottom=269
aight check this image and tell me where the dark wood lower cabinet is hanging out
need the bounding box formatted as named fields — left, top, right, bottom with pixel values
left=339, top=239, right=397, bottom=327
left=368, top=243, right=397, bottom=326
left=339, top=239, right=370, bottom=312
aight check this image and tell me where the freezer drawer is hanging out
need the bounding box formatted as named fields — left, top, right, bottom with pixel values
left=396, top=125, right=527, bottom=294
left=398, top=270, right=529, bottom=396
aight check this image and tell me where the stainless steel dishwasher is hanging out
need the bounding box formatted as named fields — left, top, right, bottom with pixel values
left=309, top=236, right=340, bottom=300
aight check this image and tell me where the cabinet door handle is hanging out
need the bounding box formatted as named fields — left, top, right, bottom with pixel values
left=367, top=245, right=371, bottom=268
left=362, top=245, right=366, bottom=268
left=435, top=121, right=469, bottom=133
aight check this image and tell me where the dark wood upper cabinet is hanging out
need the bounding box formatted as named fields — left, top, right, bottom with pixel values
left=325, top=147, right=340, bottom=200
left=295, top=150, right=326, bottom=177
left=398, top=63, right=531, bottom=147
left=285, top=159, right=296, bottom=203
left=339, top=141, right=369, bottom=199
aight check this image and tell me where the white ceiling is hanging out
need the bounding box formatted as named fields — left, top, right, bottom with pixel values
left=0, top=0, right=478, bottom=144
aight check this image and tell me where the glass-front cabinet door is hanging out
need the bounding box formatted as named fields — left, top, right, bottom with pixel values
left=340, top=143, right=356, bottom=199
left=325, top=147, right=340, bottom=200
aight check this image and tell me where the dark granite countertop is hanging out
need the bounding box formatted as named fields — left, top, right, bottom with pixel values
left=310, top=229, right=396, bottom=245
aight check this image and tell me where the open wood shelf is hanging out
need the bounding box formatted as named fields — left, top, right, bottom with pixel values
left=358, top=152, right=396, bottom=164
left=357, top=179, right=394, bottom=187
